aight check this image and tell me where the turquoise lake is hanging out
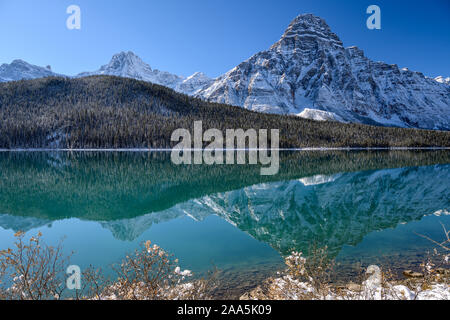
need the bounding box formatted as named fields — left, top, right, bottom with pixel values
left=0, top=151, right=449, bottom=297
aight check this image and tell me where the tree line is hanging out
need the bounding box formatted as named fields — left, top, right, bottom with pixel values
left=0, top=76, right=449, bottom=149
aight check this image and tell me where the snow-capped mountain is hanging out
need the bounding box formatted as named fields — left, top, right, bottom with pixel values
left=1, top=15, right=448, bottom=130
left=77, top=51, right=213, bottom=95
left=0, top=59, right=61, bottom=81
left=0, top=213, right=52, bottom=232
left=196, top=14, right=450, bottom=130
left=77, top=51, right=184, bottom=89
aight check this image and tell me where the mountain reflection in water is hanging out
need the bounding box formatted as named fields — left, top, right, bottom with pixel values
left=0, top=150, right=449, bottom=272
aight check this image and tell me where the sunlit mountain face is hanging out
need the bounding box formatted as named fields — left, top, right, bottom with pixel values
left=0, top=151, right=449, bottom=292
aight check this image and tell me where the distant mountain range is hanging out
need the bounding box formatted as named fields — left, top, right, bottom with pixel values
left=0, top=59, right=63, bottom=82
left=1, top=14, right=449, bottom=130
left=76, top=51, right=214, bottom=95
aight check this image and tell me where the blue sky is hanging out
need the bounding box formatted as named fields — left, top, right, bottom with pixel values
left=0, top=0, right=449, bottom=78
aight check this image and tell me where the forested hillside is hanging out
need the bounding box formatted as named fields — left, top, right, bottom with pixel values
left=0, top=76, right=448, bottom=149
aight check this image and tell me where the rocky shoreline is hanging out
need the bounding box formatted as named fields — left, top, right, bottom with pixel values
left=208, top=251, right=449, bottom=299
left=239, top=266, right=450, bottom=300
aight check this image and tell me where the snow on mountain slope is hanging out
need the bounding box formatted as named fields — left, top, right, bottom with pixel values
left=296, top=108, right=344, bottom=122
left=196, top=14, right=450, bottom=130
left=187, top=165, right=450, bottom=257
left=1, top=15, right=448, bottom=130
left=0, top=213, right=52, bottom=232
left=77, top=51, right=213, bottom=95
left=299, top=173, right=341, bottom=186
left=0, top=60, right=62, bottom=81
left=77, top=51, right=184, bottom=88
left=435, top=76, right=450, bottom=85
left=174, top=72, right=215, bottom=95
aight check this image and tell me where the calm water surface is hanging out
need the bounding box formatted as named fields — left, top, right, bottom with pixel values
left=0, top=151, right=449, bottom=296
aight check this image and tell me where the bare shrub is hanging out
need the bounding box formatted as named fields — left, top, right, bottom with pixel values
left=78, top=266, right=112, bottom=300
left=242, top=238, right=450, bottom=300
left=406, top=223, right=450, bottom=298
left=86, top=240, right=217, bottom=300
left=0, top=231, right=68, bottom=300
left=284, top=246, right=335, bottom=299
left=0, top=235, right=216, bottom=300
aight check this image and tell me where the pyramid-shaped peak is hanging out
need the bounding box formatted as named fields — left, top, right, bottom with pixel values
left=278, top=13, right=343, bottom=47
left=109, top=51, right=146, bottom=65
left=290, top=14, right=331, bottom=28
left=102, top=51, right=153, bottom=74
left=112, top=51, right=139, bottom=59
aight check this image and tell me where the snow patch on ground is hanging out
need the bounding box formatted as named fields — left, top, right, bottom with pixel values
left=299, top=174, right=341, bottom=186
left=296, top=108, right=343, bottom=122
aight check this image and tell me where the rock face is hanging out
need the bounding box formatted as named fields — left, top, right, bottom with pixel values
left=196, top=14, right=450, bottom=130
left=0, top=59, right=62, bottom=81
left=77, top=51, right=213, bottom=95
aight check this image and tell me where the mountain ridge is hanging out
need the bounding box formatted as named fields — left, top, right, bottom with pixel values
left=76, top=51, right=213, bottom=95
left=0, top=59, right=62, bottom=82
left=1, top=13, right=449, bottom=130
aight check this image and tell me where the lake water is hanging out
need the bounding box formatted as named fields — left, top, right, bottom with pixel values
left=0, top=150, right=449, bottom=297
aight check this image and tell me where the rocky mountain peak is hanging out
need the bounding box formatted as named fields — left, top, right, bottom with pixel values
left=196, top=13, right=450, bottom=130
left=109, top=51, right=146, bottom=66
left=10, top=59, right=29, bottom=67
left=76, top=52, right=214, bottom=95
left=98, top=51, right=153, bottom=77
left=272, top=13, right=344, bottom=52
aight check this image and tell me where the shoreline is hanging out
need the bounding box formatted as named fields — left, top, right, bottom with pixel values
left=0, top=147, right=449, bottom=152
left=211, top=251, right=449, bottom=299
